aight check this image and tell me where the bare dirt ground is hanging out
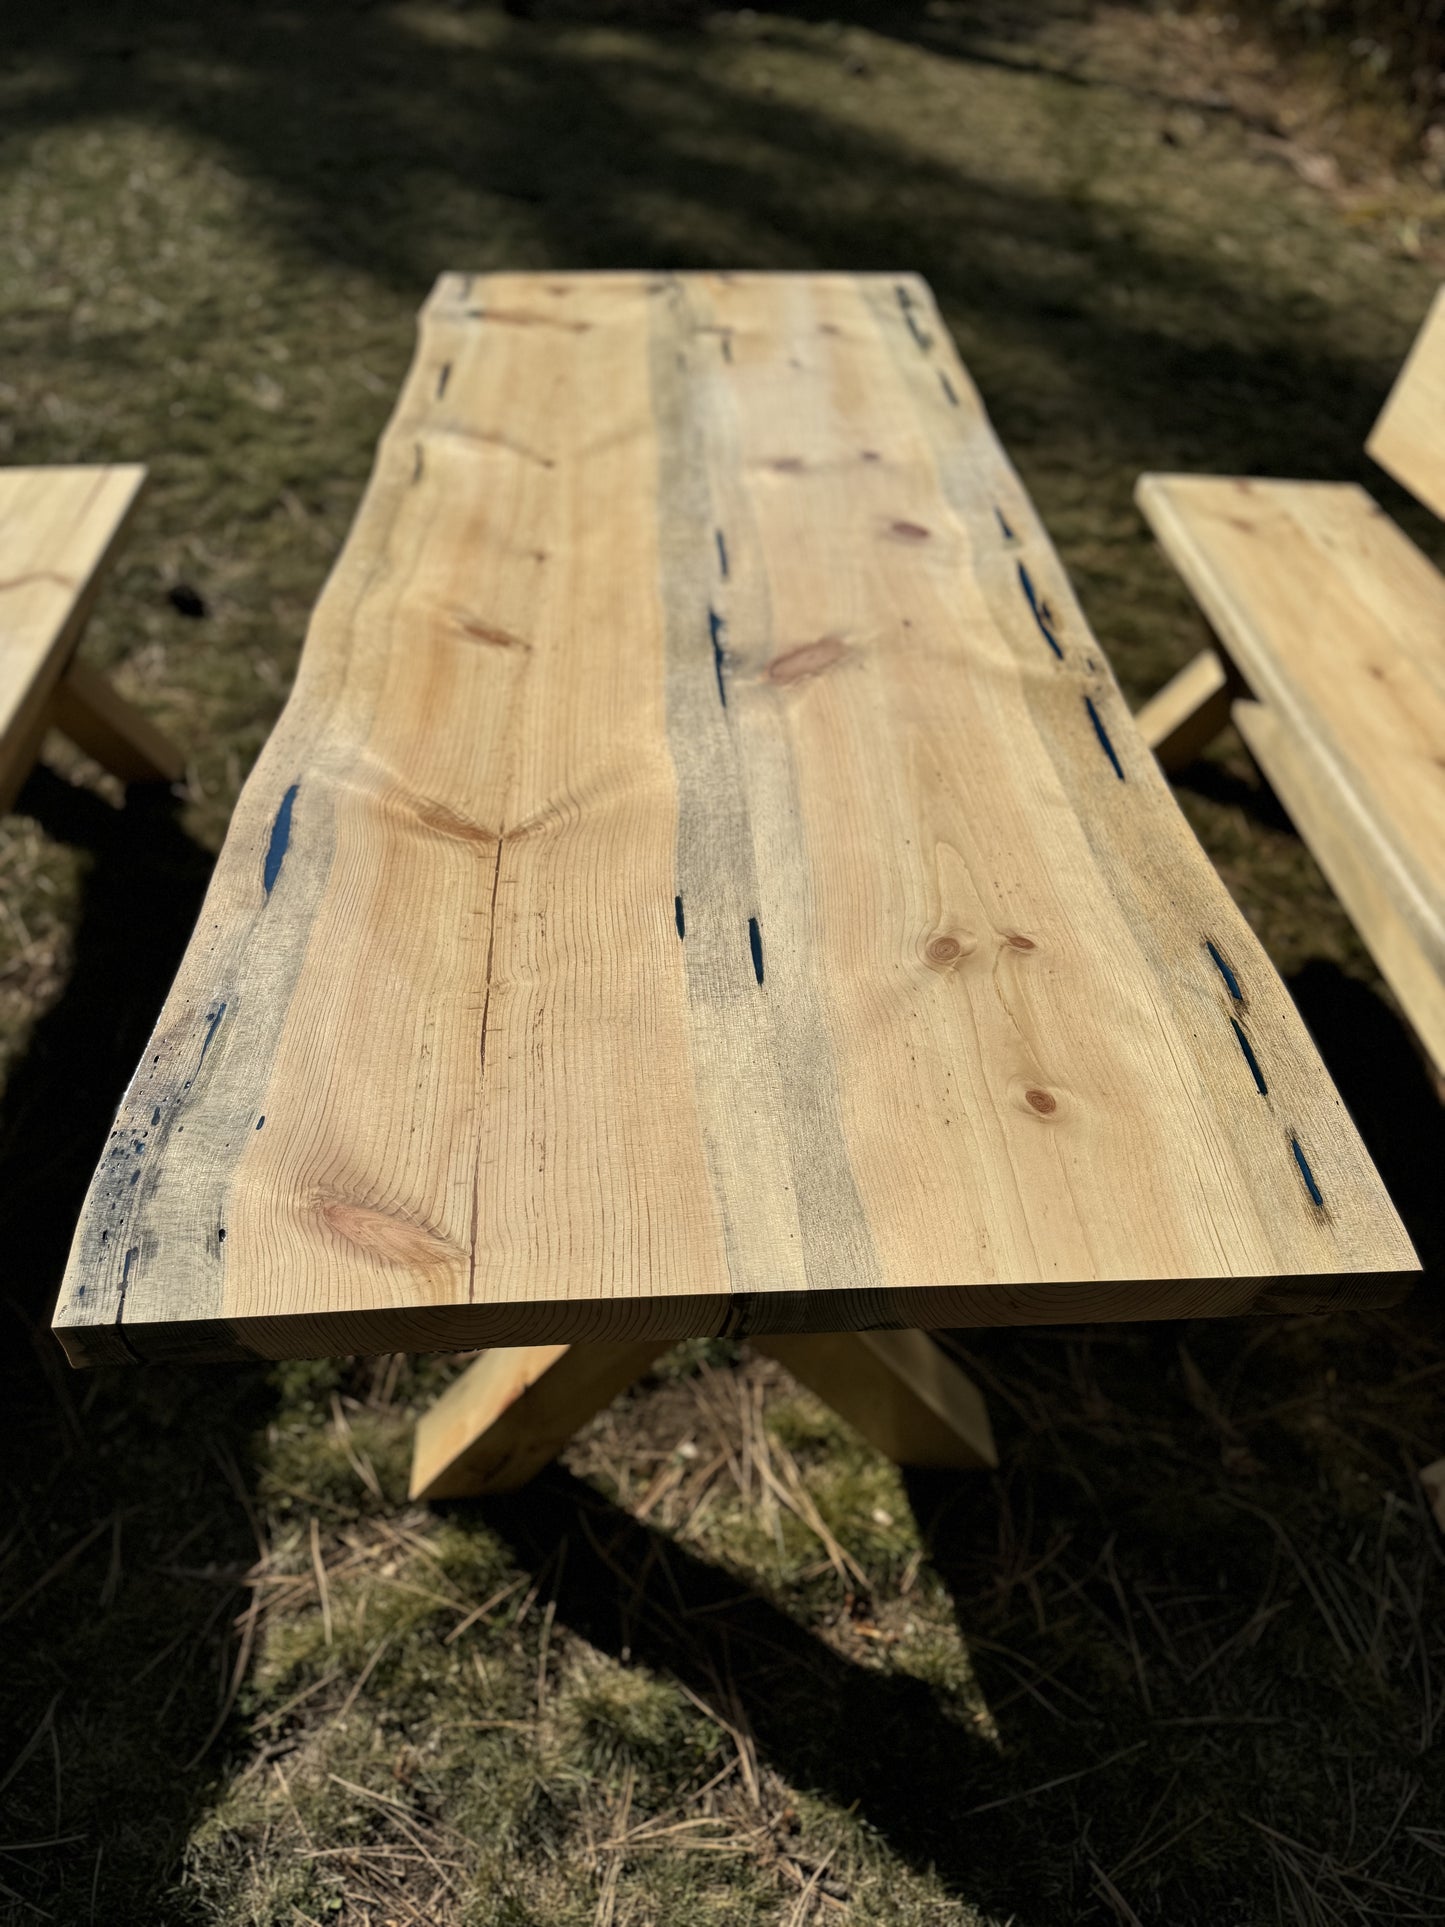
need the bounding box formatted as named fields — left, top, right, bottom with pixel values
left=1, top=4, right=1442, bottom=1921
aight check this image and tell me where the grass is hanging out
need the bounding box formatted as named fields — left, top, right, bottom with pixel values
left=0, top=2, right=1443, bottom=1921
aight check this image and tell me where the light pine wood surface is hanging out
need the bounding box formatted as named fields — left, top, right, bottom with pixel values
left=1367, top=284, right=1445, bottom=524
left=0, top=466, right=179, bottom=810
left=53, top=275, right=1416, bottom=1367
left=1137, top=473, right=1445, bottom=1078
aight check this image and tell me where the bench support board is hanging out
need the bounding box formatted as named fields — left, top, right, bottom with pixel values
left=1134, top=645, right=1247, bottom=772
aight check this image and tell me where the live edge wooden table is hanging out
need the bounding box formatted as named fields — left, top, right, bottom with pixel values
left=52, top=273, right=1418, bottom=1503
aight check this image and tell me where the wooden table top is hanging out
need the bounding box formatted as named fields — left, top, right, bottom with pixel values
left=53, top=273, right=1416, bottom=1366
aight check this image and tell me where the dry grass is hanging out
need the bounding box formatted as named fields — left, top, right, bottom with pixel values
left=0, top=2, right=1443, bottom=1922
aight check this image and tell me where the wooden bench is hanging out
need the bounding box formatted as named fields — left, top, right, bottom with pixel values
left=0, top=467, right=184, bottom=811
left=1134, top=288, right=1445, bottom=1084
left=50, top=276, right=1416, bottom=1504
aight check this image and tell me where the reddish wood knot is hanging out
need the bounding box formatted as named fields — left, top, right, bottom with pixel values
left=923, top=931, right=977, bottom=970
left=888, top=520, right=931, bottom=542
left=1025, top=1088, right=1057, bottom=1116
left=769, top=456, right=807, bottom=474
left=767, top=636, right=846, bottom=685
left=453, top=612, right=529, bottom=650
left=860, top=450, right=882, bottom=463
left=1004, top=932, right=1036, bottom=951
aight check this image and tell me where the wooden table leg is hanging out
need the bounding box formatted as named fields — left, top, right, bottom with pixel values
left=410, top=1340, right=673, bottom=1500
left=752, top=1331, right=996, bottom=1470
left=1134, top=644, right=1246, bottom=773
left=410, top=1329, right=996, bottom=1501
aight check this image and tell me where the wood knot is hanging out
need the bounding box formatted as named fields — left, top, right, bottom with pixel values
left=924, top=931, right=975, bottom=970
left=317, top=1199, right=465, bottom=1284
left=453, top=611, right=529, bottom=650
left=1004, top=932, right=1036, bottom=951
left=767, top=636, right=846, bottom=686
left=770, top=456, right=807, bottom=474
left=1025, top=1088, right=1057, bottom=1116
left=887, top=519, right=931, bottom=542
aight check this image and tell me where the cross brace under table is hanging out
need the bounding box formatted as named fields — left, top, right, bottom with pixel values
left=409, top=1332, right=998, bottom=1501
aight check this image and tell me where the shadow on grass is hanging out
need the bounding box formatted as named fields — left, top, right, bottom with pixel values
left=0, top=770, right=274, bottom=1926
left=479, top=1330, right=1443, bottom=1922
left=0, top=1, right=1441, bottom=1917
left=478, top=1463, right=1030, bottom=1915
left=0, top=0, right=1417, bottom=471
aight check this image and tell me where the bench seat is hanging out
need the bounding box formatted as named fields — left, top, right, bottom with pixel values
left=1135, top=472, right=1445, bottom=1078
left=0, top=466, right=184, bottom=810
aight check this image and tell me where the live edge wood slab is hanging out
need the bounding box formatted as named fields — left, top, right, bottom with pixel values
left=53, top=273, right=1417, bottom=1370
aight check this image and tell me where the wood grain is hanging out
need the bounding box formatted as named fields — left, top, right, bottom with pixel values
left=1138, top=473, right=1445, bottom=1078
left=53, top=277, right=1416, bottom=1367
left=0, top=465, right=148, bottom=809
left=1367, top=284, right=1445, bottom=524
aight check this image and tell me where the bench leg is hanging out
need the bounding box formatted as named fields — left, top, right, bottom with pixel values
left=0, top=702, right=62, bottom=814
left=1134, top=645, right=1245, bottom=773
left=410, top=1330, right=996, bottom=1501
left=0, top=660, right=184, bottom=815
left=50, top=658, right=185, bottom=786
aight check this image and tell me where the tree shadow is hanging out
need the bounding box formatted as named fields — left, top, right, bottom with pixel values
left=0, top=769, right=275, bottom=1924
left=1, top=0, right=1415, bottom=454
left=5, top=0, right=1433, bottom=736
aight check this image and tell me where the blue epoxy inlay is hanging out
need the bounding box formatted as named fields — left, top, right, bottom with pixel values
left=674, top=896, right=685, bottom=940
left=715, top=529, right=729, bottom=578
left=1291, top=1136, right=1324, bottom=1207
left=748, top=917, right=764, bottom=985
left=708, top=609, right=728, bottom=708
left=1018, top=562, right=1064, bottom=659
left=256, top=1115, right=266, bottom=1131
left=264, top=783, right=300, bottom=895
left=1206, top=940, right=1243, bottom=1002
left=1229, top=1018, right=1268, bottom=1095
left=1084, top=696, right=1126, bottom=781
